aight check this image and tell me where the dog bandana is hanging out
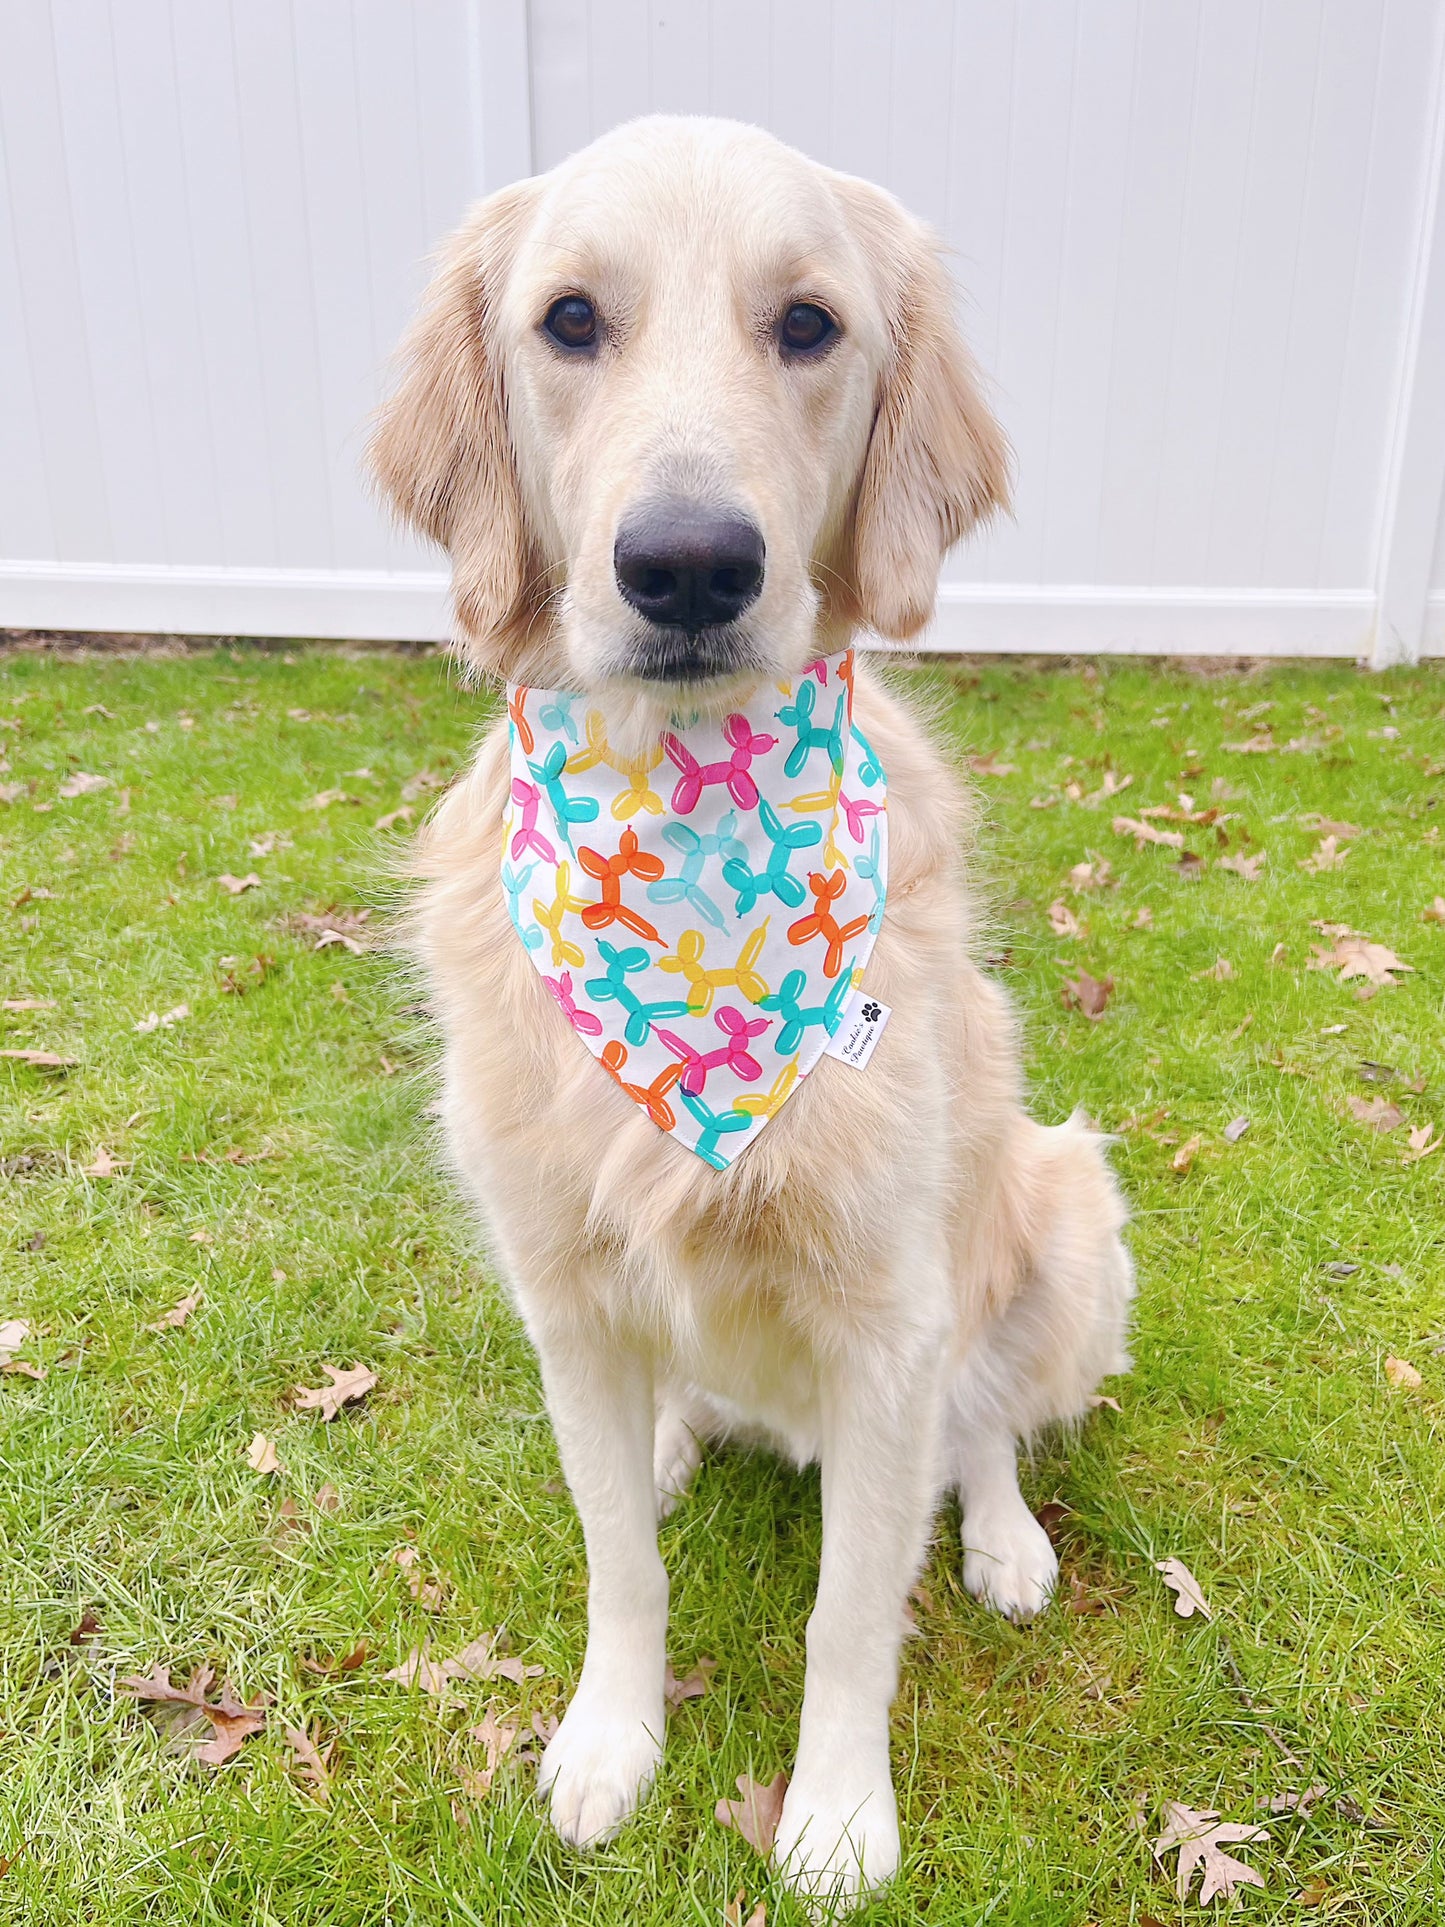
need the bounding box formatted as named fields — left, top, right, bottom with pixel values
left=502, top=648, right=888, bottom=1169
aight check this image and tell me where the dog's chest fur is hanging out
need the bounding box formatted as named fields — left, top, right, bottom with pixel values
left=413, top=667, right=1011, bottom=1428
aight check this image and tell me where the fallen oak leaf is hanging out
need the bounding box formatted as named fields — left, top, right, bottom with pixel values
left=1152, top=1802, right=1268, bottom=1904
left=1346, top=1095, right=1404, bottom=1132
left=314, top=929, right=363, bottom=954
left=1424, top=896, right=1445, bottom=924
left=216, top=872, right=262, bottom=896
left=1299, top=835, right=1347, bottom=874
left=246, top=1433, right=281, bottom=1476
left=196, top=1682, right=268, bottom=1766
left=293, top=1362, right=376, bottom=1421
left=1196, top=957, right=1233, bottom=981
left=146, top=1291, right=201, bottom=1332
left=301, top=1641, right=370, bottom=1676
left=1217, top=852, right=1265, bottom=881
left=0, top=1321, right=32, bottom=1362
left=284, top=1722, right=335, bottom=1804
left=1157, top=1558, right=1212, bottom=1618
left=384, top=1632, right=543, bottom=1700
left=58, top=771, right=109, bottom=798
left=0, top=1048, right=76, bottom=1070
left=1403, top=1125, right=1441, bottom=1163
left=1170, top=850, right=1206, bottom=879
left=1061, top=970, right=1113, bottom=1020
left=1171, top=1134, right=1203, bottom=1175
left=1048, top=899, right=1081, bottom=936
left=725, top=1897, right=767, bottom=1927
left=0, top=1318, right=44, bottom=1379
left=82, top=1146, right=124, bottom=1178
left=462, top=1706, right=518, bottom=1797
left=1383, top=1356, right=1422, bottom=1391
left=1112, top=815, right=1183, bottom=850
left=2, top=997, right=55, bottom=1011
left=1307, top=924, right=1412, bottom=987
left=1267, top=1783, right=1329, bottom=1816
left=665, top=1656, right=718, bottom=1708
left=390, top=1544, right=445, bottom=1612
left=135, top=1005, right=189, bottom=1033
left=715, top=1771, right=789, bottom=1856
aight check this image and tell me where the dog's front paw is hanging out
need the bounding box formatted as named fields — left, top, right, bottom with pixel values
left=962, top=1507, right=1059, bottom=1622
left=539, top=1686, right=664, bottom=1846
left=774, top=1760, right=900, bottom=1913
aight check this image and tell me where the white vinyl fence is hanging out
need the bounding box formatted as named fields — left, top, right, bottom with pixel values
left=2, top=0, right=1444, bottom=664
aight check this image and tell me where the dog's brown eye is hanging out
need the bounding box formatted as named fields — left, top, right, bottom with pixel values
left=544, top=296, right=598, bottom=351
left=779, top=302, right=837, bottom=356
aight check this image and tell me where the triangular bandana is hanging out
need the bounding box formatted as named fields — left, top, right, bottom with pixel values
left=502, top=649, right=888, bottom=1169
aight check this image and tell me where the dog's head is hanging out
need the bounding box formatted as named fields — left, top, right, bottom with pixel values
left=370, top=116, right=1009, bottom=701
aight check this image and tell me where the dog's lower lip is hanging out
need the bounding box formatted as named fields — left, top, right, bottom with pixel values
left=627, top=630, right=750, bottom=683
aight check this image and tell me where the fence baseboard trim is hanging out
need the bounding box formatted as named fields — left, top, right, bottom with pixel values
left=1, top=562, right=1440, bottom=658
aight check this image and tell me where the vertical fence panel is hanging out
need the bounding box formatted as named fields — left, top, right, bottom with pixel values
left=1, top=0, right=1442, bottom=653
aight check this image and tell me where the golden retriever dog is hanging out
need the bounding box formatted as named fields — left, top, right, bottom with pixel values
left=370, top=115, right=1132, bottom=1910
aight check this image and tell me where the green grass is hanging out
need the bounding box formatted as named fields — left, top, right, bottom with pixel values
left=1, top=640, right=1442, bottom=1926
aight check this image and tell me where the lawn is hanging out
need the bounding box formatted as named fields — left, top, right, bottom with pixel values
left=1, top=639, right=1442, bottom=1927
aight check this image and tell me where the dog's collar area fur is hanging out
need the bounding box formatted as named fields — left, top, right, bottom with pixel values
left=502, top=647, right=889, bottom=1168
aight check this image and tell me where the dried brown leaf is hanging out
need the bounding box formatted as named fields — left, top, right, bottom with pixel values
left=82, top=1146, right=124, bottom=1178
left=0, top=1048, right=76, bottom=1070
left=383, top=1632, right=543, bottom=1701
left=1152, top=1802, right=1268, bottom=1904
left=246, top=1433, right=281, bottom=1476
left=1308, top=924, right=1412, bottom=986
left=216, top=872, right=262, bottom=896
left=461, top=1706, right=518, bottom=1798
left=1424, top=896, right=1445, bottom=925
left=715, top=1771, right=789, bottom=1856
left=1217, top=853, right=1265, bottom=881
left=390, top=1545, right=446, bottom=1612
left=1196, top=957, right=1233, bottom=981
left=145, top=1291, right=201, bottom=1333
left=1061, top=970, right=1113, bottom=1020
left=1299, top=835, right=1347, bottom=874
left=664, top=1656, right=718, bottom=1708
left=301, top=1641, right=370, bottom=1676
left=196, top=1682, right=268, bottom=1765
left=58, top=771, right=109, bottom=798
left=1171, top=1134, right=1203, bottom=1175
left=293, top=1362, right=376, bottom=1421
left=1383, top=1356, right=1422, bottom=1391
left=1346, top=1095, right=1404, bottom=1132
left=1156, top=1558, right=1212, bottom=1619
left=2, top=997, right=55, bottom=1012
left=1047, top=900, right=1081, bottom=937
left=134, top=1005, right=189, bottom=1033
left=284, top=1722, right=335, bottom=1803
left=1403, top=1125, right=1441, bottom=1163
left=1112, top=815, right=1183, bottom=850
left=724, top=1897, right=767, bottom=1927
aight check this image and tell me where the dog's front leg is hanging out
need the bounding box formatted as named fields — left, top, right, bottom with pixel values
left=534, top=1320, right=668, bottom=1846
left=775, top=1329, right=945, bottom=1908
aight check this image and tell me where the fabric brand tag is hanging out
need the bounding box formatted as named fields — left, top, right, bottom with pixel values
left=823, top=989, right=891, bottom=1070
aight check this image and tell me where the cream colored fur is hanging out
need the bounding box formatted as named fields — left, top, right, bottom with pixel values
left=372, top=116, right=1132, bottom=1912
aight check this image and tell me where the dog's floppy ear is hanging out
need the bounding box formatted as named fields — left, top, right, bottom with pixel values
left=368, top=182, right=540, bottom=676
left=832, top=178, right=1012, bottom=640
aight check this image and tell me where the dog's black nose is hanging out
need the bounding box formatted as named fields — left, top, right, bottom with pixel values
left=614, top=504, right=764, bottom=633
